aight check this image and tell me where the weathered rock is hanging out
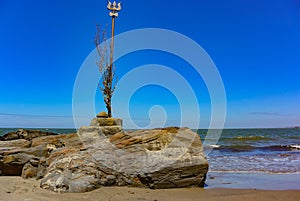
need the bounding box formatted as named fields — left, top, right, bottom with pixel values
left=101, top=126, right=123, bottom=136
left=31, top=133, right=80, bottom=148
left=0, top=144, right=48, bottom=176
left=0, top=132, right=80, bottom=177
left=89, top=117, right=123, bottom=137
left=96, top=111, right=108, bottom=118
left=40, top=150, right=103, bottom=193
left=0, top=139, right=31, bottom=150
left=0, top=124, right=208, bottom=192
left=40, top=127, right=208, bottom=192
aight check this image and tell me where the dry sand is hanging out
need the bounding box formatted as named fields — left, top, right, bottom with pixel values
left=0, top=177, right=299, bottom=201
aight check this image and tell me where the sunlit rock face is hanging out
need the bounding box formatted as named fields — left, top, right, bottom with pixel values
left=0, top=120, right=208, bottom=193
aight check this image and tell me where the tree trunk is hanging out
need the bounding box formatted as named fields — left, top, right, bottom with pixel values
left=106, top=97, right=112, bottom=118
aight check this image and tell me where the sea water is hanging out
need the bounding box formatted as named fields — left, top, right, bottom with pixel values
left=197, top=128, right=300, bottom=189
left=198, top=128, right=300, bottom=174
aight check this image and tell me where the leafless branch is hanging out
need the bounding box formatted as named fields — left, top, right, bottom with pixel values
left=94, top=25, right=117, bottom=117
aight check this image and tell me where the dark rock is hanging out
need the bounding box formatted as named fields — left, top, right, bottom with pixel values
left=105, top=175, right=116, bottom=186
left=0, top=162, right=23, bottom=176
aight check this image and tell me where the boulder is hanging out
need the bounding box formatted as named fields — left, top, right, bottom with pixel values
left=40, top=127, right=208, bottom=192
left=0, top=124, right=208, bottom=193
left=0, top=132, right=80, bottom=177
left=0, top=144, right=48, bottom=176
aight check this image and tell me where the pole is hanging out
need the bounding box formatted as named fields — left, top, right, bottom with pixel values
left=107, top=1, right=121, bottom=71
left=110, top=16, right=115, bottom=81
left=108, top=16, right=115, bottom=87
left=106, top=1, right=121, bottom=117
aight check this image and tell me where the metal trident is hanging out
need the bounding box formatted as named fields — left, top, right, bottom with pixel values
left=107, top=1, right=122, bottom=17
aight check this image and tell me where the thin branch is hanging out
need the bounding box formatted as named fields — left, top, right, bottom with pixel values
left=94, top=24, right=117, bottom=117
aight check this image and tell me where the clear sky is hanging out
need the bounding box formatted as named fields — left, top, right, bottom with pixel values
left=0, top=0, right=299, bottom=128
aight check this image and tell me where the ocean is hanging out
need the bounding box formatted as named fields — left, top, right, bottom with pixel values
left=198, top=128, right=300, bottom=189
left=198, top=128, right=300, bottom=174
left=1, top=127, right=300, bottom=189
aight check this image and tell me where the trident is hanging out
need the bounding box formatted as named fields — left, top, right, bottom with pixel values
left=107, top=1, right=122, bottom=17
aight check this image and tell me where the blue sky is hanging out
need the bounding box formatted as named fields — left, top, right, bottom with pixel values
left=0, top=0, right=300, bottom=128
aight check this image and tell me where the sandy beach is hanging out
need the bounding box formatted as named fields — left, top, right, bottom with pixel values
left=0, top=177, right=299, bottom=201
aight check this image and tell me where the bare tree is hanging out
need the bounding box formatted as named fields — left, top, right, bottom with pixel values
left=94, top=25, right=116, bottom=118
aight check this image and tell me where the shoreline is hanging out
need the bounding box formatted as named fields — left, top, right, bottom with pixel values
left=1, top=177, right=300, bottom=201
left=205, top=172, right=300, bottom=190
left=1, top=127, right=299, bottom=199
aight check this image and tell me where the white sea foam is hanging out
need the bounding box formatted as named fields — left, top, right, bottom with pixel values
left=289, top=144, right=300, bottom=150
left=208, top=144, right=221, bottom=148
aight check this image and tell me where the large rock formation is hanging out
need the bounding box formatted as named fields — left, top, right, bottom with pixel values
left=0, top=130, right=79, bottom=177
left=0, top=118, right=208, bottom=193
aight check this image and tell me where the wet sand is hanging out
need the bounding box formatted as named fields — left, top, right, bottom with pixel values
left=0, top=177, right=299, bottom=201
left=206, top=172, right=300, bottom=190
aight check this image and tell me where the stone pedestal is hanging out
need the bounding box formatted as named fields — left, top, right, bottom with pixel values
left=89, top=117, right=123, bottom=136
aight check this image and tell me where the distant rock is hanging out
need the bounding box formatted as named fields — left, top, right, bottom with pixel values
left=0, top=129, right=58, bottom=141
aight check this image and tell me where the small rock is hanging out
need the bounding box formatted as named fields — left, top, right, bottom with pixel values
left=105, top=175, right=116, bottom=186
left=97, top=111, right=108, bottom=118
